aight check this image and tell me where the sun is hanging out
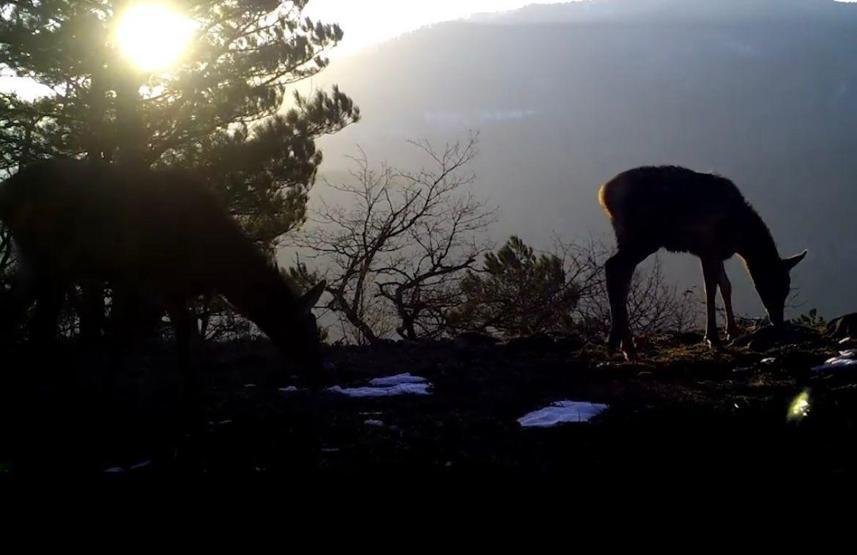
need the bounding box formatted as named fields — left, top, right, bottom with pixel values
left=114, top=3, right=195, bottom=72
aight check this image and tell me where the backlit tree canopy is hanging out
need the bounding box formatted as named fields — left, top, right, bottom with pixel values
left=0, top=0, right=359, bottom=244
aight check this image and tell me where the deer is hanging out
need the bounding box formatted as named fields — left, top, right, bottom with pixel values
left=598, top=165, right=806, bottom=359
left=0, top=158, right=326, bottom=389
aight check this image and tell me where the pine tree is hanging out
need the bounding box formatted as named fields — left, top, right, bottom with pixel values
left=0, top=0, right=359, bottom=245
left=450, top=236, right=580, bottom=338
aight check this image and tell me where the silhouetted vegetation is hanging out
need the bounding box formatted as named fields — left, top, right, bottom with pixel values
left=449, top=236, right=582, bottom=338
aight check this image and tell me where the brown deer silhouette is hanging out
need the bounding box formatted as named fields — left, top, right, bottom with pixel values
left=0, top=158, right=325, bottom=379
left=599, top=166, right=806, bottom=358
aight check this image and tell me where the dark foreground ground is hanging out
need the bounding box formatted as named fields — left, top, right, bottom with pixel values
left=1, top=327, right=856, bottom=482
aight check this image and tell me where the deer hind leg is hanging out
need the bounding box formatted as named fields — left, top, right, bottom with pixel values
left=0, top=266, right=38, bottom=346
left=109, top=285, right=164, bottom=351
left=717, top=263, right=740, bottom=341
left=606, top=246, right=655, bottom=359
left=30, top=276, right=67, bottom=347
left=701, top=257, right=723, bottom=348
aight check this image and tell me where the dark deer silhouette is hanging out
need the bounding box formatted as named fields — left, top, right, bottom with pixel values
left=0, top=158, right=325, bottom=380
left=599, top=166, right=806, bottom=358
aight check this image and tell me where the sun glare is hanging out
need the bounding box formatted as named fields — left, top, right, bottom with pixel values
left=115, top=3, right=195, bottom=72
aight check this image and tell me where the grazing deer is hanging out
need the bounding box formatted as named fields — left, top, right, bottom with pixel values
left=0, top=158, right=326, bottom=382
left=598, top=166, right=806, bottom=358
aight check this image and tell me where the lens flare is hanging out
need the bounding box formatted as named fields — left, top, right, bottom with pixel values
left=787, top=389, right=811, bottom=421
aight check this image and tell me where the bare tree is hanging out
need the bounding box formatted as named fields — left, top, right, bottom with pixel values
left=291, top=133, right=494, bottom=344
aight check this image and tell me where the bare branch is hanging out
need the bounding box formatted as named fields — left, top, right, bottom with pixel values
left=289, top=134, right=493, bottom=343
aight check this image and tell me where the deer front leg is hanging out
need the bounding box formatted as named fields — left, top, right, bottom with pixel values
left=30, top=277, right=66, bottom=347
left=166, top=299, right=200, bottom=403
left=717, top=263, right=740, bottom=341
left=606, top=251, right=639, bottom=359
left=701, top=258, right=722, bottom=348
left=0, top=266, right=36, bottom=347
left=78, top=279, right=105, bottom=345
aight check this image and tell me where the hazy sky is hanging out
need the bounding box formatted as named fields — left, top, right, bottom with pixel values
left=306, top=1, right=857, bottom=55
left=304, top=1, right=570, bottom=55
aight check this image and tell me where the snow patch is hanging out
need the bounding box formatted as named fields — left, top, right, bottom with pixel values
left=368, top=373, right=426, bottom=387
left=103, top=459, right=153, bottom=474
left=328, top=382, right=431, bottom=398
left=328, top=373, right=432, bottom=398
left=518, top=401, right=609, bottom=428
left=812, top=350, right=857, bottom=374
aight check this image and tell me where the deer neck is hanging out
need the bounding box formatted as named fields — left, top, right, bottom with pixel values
left=735, top=209, right=780, bottom=277
left=214, top=247, right=293, bottom=325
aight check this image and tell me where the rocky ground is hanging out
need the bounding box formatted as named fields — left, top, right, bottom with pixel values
left=1, top=322, right=856, bottom=482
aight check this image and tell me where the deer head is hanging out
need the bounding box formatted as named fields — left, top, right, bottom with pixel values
left=258, top=280, right=327, bottom=379
left=755, top=250, right=807, bottom=327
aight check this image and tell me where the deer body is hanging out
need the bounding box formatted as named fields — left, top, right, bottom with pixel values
left=0, top=158, right=324, bottom=375
left=599, top=166, right=806, bottom=358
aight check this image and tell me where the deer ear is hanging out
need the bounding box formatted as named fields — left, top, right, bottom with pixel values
left=300, top=281, right=326, bottom=312
left=782, top=250, right=807, bottom=271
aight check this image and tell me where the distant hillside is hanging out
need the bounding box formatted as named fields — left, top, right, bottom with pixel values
left=299, top=0, right=857, bottom=318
